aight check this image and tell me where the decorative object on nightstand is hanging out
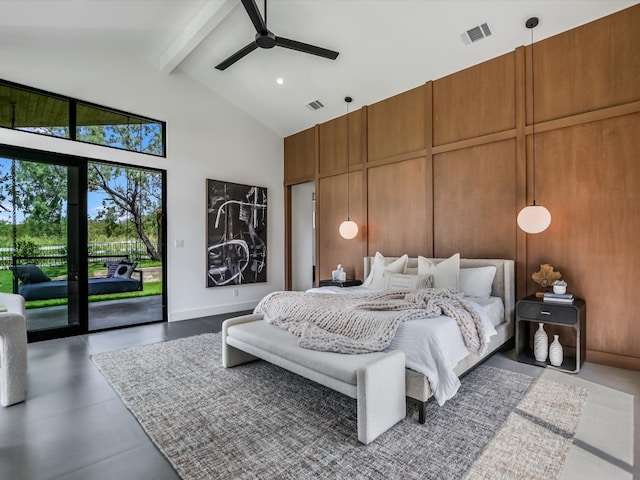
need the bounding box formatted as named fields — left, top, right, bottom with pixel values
left=549, top=335, right=563, bottom=367
left=553, top=279, right=567, bottom=294
left=543, top=291, right=574, bottom=304
left=332, top=264, right=347, bottom=282
left=532, top=264, right=562, bottom=297
left=534, top=323, right=548, bottom=362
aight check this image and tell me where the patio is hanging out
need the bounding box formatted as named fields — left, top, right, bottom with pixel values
left=26, top=295, right=163, bottom=332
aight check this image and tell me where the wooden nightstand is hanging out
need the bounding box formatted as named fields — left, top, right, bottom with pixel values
left=318, top=279, right=362, bottom=287
left=515, top=295, right=586, bottom=373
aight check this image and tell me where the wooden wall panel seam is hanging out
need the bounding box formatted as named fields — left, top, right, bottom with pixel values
left=425, top=81, right=435, bottom=257
left=524, top=100, right=640, bottom=135
left=313, top=125, right=320, bottom=287
left=432, top=129, right=517, bottom=155
left=361, top=106, right=369, bottom=260
left=317, top=165, right=364, bottom=180
left=365, top=150, right=428, bottom=168
left=515, top=45, right=528, bottom=302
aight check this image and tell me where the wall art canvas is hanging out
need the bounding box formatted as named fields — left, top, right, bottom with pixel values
left=206, top=179, right=267, bottom=287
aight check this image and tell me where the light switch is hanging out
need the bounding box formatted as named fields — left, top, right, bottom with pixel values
left=175, top=239, right=184, bottom=248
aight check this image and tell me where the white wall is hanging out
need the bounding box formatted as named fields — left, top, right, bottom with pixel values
left=291, top=182, right=314, bottom=291
left=0, top=47, right=284, bottom=321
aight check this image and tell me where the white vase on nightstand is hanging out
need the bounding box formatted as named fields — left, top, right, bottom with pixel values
left=549, top=335, right=564, bottom=367
left=534, top=323, right=548, bottom=362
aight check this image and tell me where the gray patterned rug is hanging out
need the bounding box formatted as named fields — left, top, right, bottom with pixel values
left=92, top=333, right=588, bottom=480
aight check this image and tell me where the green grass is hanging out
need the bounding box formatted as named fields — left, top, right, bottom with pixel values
left=0, top=270, right=15, bottom=294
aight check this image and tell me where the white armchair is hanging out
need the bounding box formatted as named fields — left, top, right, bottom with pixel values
left=0, top=292, right=27, bottom=406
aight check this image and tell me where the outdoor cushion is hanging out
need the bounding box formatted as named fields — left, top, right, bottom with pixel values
left=9, top=264, right=51, bottom=284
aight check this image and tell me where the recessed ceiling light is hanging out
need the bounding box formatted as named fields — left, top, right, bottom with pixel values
left=276, top=77, right=284, bottom=85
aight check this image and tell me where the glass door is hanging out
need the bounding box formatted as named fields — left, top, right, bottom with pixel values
left=86, top=162, right=164, bottom=331
left=0, top=155, right=85, bottom=340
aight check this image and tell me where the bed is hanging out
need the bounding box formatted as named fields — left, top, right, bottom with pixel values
left=10, top=263, right=143, bottom=301
left=307, top=254, right=515, bottom=422
left=223, top=254, right=514, bottom=437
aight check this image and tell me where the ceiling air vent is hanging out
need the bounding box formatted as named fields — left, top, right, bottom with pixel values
left=305, top=100, right=324, bottom=111
left=460, top=23, right=492, bottom=45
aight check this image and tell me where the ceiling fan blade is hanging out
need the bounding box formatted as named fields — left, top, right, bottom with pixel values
left=275, top=36, right=339, bottom=60
left=215, top=41, right=259, bottom=70
left=241, top=0, right=267, bottom=34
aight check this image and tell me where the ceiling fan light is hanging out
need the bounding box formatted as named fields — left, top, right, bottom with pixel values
left=517, top=205, right=551, bottom=234
left=339, top=220, right=358, bottom=239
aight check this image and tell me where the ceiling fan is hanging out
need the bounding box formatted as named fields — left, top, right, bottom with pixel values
left=215, top=0, right=339, bottom=71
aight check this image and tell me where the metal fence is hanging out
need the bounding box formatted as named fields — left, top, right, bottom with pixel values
left=0, top=241, right=152, bottom=269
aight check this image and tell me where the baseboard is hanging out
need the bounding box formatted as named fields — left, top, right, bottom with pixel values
left=587, top=349, right=640, bottom=371
left=169, top=300, right=260, bottom=322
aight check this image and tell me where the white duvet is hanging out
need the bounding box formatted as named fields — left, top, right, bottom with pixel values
left=306, top=286, right=499, bottom=405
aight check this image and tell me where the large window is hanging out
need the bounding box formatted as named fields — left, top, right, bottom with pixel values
left=0, top=79, right=165, bottom=157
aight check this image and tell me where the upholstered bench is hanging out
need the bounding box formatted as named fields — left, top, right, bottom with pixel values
left=222, top=314, right=406, bottom=444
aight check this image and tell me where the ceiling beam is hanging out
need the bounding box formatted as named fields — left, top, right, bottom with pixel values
left=158, top=0, right=238, bottom=74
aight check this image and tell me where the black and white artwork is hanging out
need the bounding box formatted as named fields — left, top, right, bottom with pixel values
left=206, top=179, right=267, bottom=287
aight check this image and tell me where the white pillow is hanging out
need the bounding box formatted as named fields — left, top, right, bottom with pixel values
left=383, top=272, right=433, bottom=290
left=459, top=266, right=496, bottom=298
left=417, top=253, right=460, bottom=289
left=363, top=252, right=408, bottom=290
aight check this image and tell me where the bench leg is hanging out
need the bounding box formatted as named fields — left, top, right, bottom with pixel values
left=356, top=351, right=406, bottom=444
left=221, top=315, right=263, bottom=368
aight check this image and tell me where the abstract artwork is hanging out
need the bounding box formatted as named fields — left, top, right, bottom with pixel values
left=206, top=179, right=267, bottom=287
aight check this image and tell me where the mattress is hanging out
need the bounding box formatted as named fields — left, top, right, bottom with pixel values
left=307, top=286, right=505, bottom=405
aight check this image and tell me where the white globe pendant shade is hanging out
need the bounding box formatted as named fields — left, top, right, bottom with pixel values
left=517, top=205, right=551, bottom=234
left=339, top=220, right=359, bottom=239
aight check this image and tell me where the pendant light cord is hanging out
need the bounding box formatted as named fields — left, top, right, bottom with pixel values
left=345, top=97, right=351, bottom=221
left=530, top=24, right=537, bottom=206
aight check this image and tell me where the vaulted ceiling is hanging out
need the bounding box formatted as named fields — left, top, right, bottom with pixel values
left=1, top=0, right=636, bottom=137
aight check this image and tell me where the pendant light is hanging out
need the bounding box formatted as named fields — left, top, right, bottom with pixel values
left=517, top=17, right=551, bottom=234
left=339, top=96, right=358, bottom=240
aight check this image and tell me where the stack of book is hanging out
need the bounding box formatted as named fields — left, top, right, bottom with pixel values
left=543, top=292, right=574, bottom=304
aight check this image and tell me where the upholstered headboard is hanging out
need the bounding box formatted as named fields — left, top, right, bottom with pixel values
left=363, top=257, right=515, bottom=324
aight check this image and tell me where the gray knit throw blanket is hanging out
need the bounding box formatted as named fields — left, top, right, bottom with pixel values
left=254, top=289, right=486, bottom=355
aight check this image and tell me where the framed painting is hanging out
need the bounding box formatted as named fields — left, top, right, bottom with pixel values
left=206, top=179, right=267, bottom=287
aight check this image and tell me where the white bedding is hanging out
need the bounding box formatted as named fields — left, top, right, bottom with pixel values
left=306, top=285, right=501, bottom=405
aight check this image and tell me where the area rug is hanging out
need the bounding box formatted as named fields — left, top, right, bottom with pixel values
left=92, top=333, right=588, bottom=480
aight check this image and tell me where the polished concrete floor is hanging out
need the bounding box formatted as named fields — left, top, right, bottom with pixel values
left=0, top=316, right=637, bottom=480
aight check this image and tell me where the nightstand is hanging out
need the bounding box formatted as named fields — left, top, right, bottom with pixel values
left=318, top=279, right=362, bottom=287
left=515, top=295, right=586, bottom=373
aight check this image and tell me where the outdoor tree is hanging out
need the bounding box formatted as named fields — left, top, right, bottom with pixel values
left=12, top=161, right=67, bottom=237
left=88, top=164, right=162, bottom=261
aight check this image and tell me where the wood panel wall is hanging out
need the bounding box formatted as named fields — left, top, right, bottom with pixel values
left=283, top=4, right=640, bottom=370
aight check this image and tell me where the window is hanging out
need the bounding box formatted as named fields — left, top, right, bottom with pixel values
left=0, top=83, right=69, bottom=138
left=0, top=79, right=165, bottom=157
